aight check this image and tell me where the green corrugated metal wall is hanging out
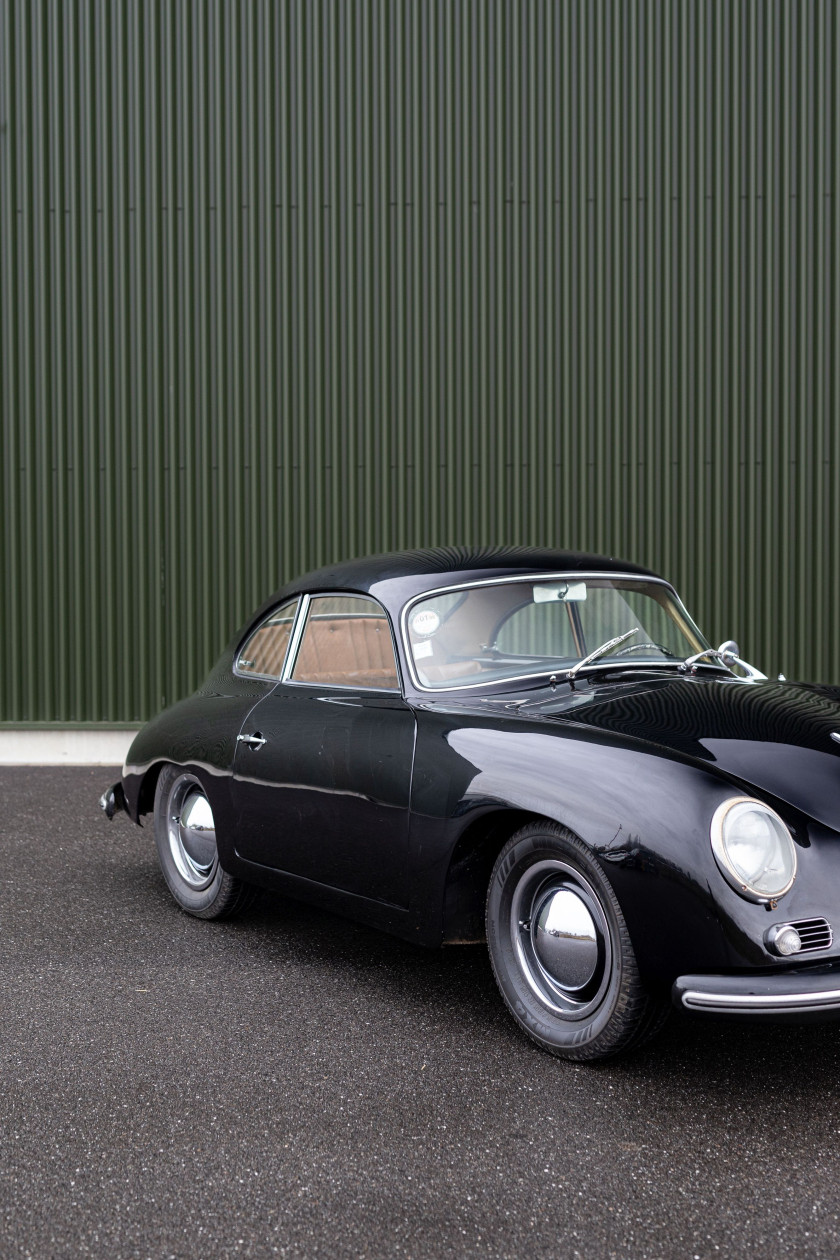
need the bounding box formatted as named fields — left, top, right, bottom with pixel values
left=1, top=1, right=839, bottom=723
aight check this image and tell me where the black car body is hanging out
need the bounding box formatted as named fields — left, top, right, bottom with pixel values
left=103, top=547, right=840, bottom=1060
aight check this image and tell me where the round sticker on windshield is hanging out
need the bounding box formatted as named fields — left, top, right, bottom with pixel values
left=412, top=609, right=440, bottom=637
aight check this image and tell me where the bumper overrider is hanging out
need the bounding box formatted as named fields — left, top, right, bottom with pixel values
left=674, top=963, right=840, bottom=1020
left=99, top=781, right=126, bottom=820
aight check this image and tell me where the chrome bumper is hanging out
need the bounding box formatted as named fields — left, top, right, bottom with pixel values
left=99, top=780, right=126, bottom=820
left=674, top=964, right=840, bottom=1018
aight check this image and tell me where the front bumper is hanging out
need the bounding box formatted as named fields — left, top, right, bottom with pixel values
left=673, top=963, right=840, bottom=1020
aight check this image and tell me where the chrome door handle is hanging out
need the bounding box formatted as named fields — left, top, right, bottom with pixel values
left=237, top=732, right=267, bottom=750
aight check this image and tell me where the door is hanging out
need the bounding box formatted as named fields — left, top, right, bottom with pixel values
left=232, top=594, right=416, bottom=908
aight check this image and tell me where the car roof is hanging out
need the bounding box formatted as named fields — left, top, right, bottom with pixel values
left=259, top=546, right=661, bottom=617
left=233, top=546, right=669, bottom=670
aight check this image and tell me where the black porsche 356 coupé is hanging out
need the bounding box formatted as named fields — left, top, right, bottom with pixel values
left=102, top=547, right=840, bottom=1060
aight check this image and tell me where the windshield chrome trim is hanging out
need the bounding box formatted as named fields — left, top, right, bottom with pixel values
left=399, top=571, right=709, bottom=695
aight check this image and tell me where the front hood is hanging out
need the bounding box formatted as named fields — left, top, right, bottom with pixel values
left=530, top=674, right=840, bottom=831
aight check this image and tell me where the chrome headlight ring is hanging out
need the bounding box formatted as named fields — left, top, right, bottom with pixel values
left=710, top=797, right=797, bottom=904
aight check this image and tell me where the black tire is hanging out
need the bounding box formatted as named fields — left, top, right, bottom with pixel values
left=153, top=764, right=254, bottom=919
left=486, top=821, right=669, bottom=1061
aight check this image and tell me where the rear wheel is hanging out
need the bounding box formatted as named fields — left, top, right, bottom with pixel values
left=153, top=764, right=254, bottom=919
left=486, top=821, right=668, bottom=1061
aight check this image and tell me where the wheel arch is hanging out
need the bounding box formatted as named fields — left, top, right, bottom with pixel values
left=441, top=808, right=589, bottom=943
left=136, top=760, right=168, bottom=821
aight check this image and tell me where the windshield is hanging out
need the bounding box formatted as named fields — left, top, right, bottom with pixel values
left=404, top=576, right=710, bottom=691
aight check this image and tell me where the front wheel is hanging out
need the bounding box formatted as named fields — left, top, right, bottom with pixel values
left=486, top=822, right=668, bottom=1061
left=153, top=764, right=254, bottom=919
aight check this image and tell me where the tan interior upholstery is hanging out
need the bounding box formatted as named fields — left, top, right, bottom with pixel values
left=419, top=659, right=482, bottom=683
left=292, top=616, right=399, bottom=689
left=241, top=622, right=292, bottom=678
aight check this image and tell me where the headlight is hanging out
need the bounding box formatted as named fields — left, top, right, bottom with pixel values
left=710, top=797, right=797, bottom=903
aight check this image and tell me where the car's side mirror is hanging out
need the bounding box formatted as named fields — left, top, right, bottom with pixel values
left=718, top=639, right=740, bottom=664
left=718, top=639, right=767, bottom=681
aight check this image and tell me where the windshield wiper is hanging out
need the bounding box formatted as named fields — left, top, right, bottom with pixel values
left=563, top=627, right=639, bottom=683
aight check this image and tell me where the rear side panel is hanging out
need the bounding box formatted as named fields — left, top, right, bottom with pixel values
left=121, top=661, right=275, bottom=859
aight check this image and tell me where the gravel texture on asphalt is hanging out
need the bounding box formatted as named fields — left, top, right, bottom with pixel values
left=3, top=766, right=840, bottom=1259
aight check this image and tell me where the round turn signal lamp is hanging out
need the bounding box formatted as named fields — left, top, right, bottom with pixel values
left=765, top=924, right=803, bottom=957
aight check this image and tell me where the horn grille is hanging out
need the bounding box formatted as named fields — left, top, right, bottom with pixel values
left=789, top=918, right=833, bottom=952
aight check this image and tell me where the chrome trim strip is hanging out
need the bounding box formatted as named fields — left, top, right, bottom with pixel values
left=283, top=680, right=402, bottom=695
left=399, top=571, right=708, bottom=695
left=281, top=593, right=311, bottom=681
left=681, top=987, right=840, bottom=1012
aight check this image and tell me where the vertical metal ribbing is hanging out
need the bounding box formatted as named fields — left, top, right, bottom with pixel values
left=832, top=1, right=840, bottom=664
left=2, top=0, right=840, bottom=722
left=1, top=0, right=19, bottom=721
left=16, top=0, right=33, bottom=720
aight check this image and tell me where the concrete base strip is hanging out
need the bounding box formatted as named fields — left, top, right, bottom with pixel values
left=0, top=729, right=141, bottom=766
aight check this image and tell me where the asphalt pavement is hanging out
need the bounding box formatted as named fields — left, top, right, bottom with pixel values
left=3, top=766, right=840, bottom=1259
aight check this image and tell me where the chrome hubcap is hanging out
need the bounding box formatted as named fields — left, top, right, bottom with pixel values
left=511, top=860, right=610, bottom=1018
left=165, top=774, right=218, bottom=890
left=532, top=888, right=599, bottom=991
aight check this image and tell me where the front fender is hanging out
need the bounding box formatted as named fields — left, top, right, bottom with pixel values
left=409, top=711, right=803, bottom=980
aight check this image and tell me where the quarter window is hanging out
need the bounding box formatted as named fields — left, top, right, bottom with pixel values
left=291, top=595, right=399, bottom=690
left=237, top=598, right=299, bottom=679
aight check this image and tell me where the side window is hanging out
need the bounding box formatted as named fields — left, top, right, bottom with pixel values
left=290, top=595, right=400, bottom=690
left=237, top=598, right=299, bottom=679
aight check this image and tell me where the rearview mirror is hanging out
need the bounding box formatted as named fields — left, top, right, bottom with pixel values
left=534, top=581, right=587, bottom=604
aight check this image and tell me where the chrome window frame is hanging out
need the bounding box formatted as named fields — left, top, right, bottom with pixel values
left=283, top=591, right=403, bottom=694
left=233, top=595, right=302, bottom=682
left=400, top=571, right=712, bottom=694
